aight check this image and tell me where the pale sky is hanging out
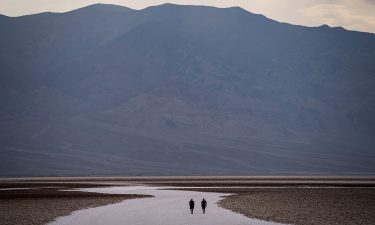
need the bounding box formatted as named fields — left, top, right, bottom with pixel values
left=1, top=0, right=375, bottom=33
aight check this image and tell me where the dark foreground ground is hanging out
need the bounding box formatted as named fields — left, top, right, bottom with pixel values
left=222, top=188, right=375, bottom=225
left=179, top=187, right=375, bottom=225
left=0, top=184, right=151, bottom=225
left=1, top=176, right=375, bottom=225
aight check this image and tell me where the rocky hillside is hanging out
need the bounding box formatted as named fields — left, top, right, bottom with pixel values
left=0, top=4, right=375, bottom=175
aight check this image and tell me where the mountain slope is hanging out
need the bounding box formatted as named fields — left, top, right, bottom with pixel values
left=1, top=4, right=375, bottom=175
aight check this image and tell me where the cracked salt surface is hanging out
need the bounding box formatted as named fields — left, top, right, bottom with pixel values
left=48, top=186, right=288, bottom=225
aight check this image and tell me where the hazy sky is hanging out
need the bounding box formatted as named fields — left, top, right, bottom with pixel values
left=1, top=0, right=375, bottom=33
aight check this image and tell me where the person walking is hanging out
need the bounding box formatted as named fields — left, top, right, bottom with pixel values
left=201, top=198, right=207, bottom=214
left=189, top=199, right=195, bottom=214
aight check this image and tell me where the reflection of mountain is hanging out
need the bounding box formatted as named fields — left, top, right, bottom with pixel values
left=1, top=4, right=375, bottom=175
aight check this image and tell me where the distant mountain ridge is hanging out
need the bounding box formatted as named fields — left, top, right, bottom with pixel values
left=0, top=4, right=375, bottom=176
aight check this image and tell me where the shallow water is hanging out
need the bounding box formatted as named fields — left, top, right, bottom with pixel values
left=48, top=186, right=288, bottom=225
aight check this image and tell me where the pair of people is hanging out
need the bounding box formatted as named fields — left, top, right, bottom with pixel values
left=189, top=198, right=207, bottom=214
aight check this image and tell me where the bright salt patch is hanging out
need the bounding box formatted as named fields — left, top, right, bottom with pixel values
left=48, top=186, right=288, bottom=225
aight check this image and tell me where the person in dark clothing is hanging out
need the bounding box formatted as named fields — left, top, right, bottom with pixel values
left=189, top=199, right=195, bottom=214
left=201, top=198, right=207, bottom=214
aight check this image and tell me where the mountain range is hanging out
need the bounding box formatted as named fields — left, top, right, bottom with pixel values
left=1, top=4, right=375, bottom=176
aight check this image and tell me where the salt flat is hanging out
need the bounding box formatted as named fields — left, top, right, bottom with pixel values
left=48, top=186, right=287, bottom=225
